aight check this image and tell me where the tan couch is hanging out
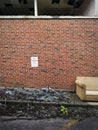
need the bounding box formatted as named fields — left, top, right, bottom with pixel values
left=75, top=76, right=98, bottom=101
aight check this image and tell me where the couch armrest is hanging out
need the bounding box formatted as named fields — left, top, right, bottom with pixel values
left=75, top=80, right=86, bottom=88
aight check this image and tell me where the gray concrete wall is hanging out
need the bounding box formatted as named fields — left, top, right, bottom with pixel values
left=95, top=0, right=98, bottom=16
left=78, top=0, right=95, bottom=16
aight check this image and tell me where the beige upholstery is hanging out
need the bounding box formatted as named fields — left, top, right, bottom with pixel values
left=75, top=76, right=98, bottom=101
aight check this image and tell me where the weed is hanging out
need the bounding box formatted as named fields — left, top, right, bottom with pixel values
left=61, top=105, right=68, bottom=115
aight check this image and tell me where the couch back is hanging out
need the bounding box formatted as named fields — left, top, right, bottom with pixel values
left=76, top=76, right=98, bottom=91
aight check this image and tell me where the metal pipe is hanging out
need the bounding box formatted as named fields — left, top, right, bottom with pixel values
left=34, top=0, right=38, bottom=16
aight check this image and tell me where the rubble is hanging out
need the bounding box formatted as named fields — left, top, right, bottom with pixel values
left=0, top=86, right=98, bottom=121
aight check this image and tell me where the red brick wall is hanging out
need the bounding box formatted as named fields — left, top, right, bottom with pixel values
left=0, top=19, right=98, bottom=90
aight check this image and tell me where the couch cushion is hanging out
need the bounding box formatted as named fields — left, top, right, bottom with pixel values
left=86, top=91, right=98, bottom=95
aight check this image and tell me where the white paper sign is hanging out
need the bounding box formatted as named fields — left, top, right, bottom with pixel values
left=31, top=57, right=38, bottom=67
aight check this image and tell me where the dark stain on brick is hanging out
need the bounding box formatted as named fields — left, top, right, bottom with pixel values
left=20, top=71, right=26, bottom=74
left=27, top=45, right=33, bottom=49
left=46, top=28, right=51, bottom=32
left=71, top=62, right=75, bottom=64
left=54, top=47, right=59, bottom=51
left=41, top=69, right=47, bottom=73
left=4, top=45, right=8, bottom=48
left=11, top=50, right=16, bottom=53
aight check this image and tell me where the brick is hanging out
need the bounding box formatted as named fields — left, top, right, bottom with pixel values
left=0, top=19, right=98, bottom=89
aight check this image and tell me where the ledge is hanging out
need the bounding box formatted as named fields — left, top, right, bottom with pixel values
left=0, top=15, right=98, bottom=19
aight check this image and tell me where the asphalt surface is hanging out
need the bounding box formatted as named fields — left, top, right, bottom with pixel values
left=0, top=117, right=98, bottom=130
left=67, top=117, right=98, bottom=130
left=0, top=118, right=69, bottom=130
